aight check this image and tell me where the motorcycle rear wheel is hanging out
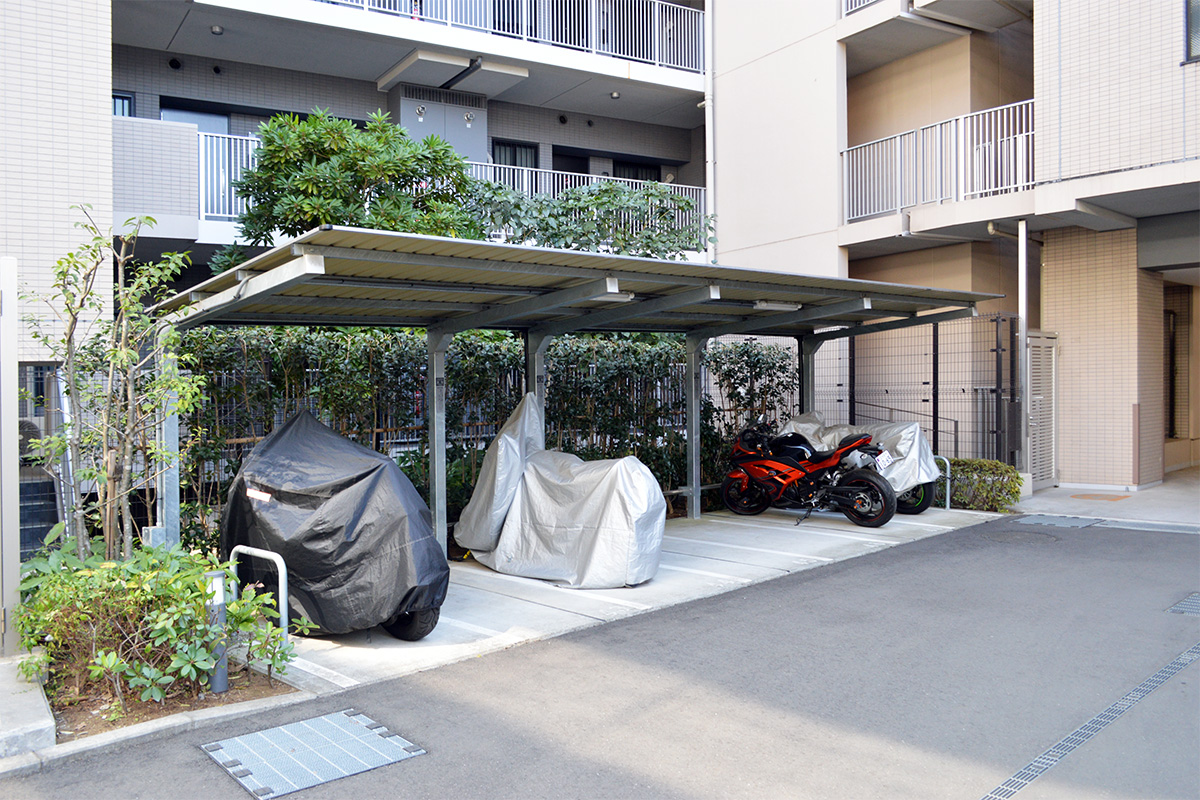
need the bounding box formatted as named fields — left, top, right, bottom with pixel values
left=382, top=607, right=440, bottom=641
left=721, top=474, right=771, bottom=515
left=837, top=469, right=896, bottom=528
left=896, top=481, right=935, bottom=514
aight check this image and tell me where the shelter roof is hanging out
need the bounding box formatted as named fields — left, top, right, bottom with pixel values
left=156, top=227, right=999, bottom=339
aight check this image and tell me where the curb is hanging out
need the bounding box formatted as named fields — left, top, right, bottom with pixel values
left=0, top=687, right=326, bottom=780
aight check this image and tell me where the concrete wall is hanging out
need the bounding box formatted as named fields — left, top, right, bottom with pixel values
left=486, top=102, right=696, bottom=175
left=710, top=0, right=844, bottom=275
left=847, top=21, right=1033, bottom=146
left=113, top=45, right=387, bottom=132
left=113, top=117, right=199, bottom=224
left=1042, top=228, right=1164, bottom=488
left=2, top=0, right=113, bottom=361
left=1035, top=0, right=1200, bottom=182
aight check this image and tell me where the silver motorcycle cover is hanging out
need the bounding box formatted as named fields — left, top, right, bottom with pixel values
left=459, top=393, right=666, bottom=588
left=778, top=411, right=940, bottom=493
left=453, top=393, right=544, bottom=552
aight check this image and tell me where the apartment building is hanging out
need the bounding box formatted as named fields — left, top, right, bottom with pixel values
left=2, top=0, right=1197, bottom=533
left=712, top=0, right=1200, bottom=491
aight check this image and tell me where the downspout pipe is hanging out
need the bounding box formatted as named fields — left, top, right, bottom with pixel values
left=703, top=0, right=715, bottom=263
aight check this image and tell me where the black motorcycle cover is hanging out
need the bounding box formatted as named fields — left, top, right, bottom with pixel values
left=220, top=411, right=449, bottom=635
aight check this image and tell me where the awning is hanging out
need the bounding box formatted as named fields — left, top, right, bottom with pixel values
left=156, top=226, right=998, bottom=339
left=154, top=226, right=1001, bottom=551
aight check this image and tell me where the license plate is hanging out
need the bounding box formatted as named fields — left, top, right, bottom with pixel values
left=875, top=450, right=894, bottom=469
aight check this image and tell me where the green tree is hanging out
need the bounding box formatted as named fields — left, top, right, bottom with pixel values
left=229, top=108, right=481, bottom=252
left=26, top=208, right=207, bottom=560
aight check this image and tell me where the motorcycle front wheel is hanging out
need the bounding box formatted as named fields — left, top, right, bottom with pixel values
left=837, top=469, right=896, bottom=528
left=896, top=481, right=935, bottom=514
left=721, top=473, right=771, bottom=515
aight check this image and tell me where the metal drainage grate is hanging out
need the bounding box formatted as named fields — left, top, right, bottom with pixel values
left=979, top=640, right=1200, bottom=799
left=201, top=709, right=425, bottom=798
left=1168, top=593, right=1200, bottom=617
left=1016, top=515, right=1102, bottom=528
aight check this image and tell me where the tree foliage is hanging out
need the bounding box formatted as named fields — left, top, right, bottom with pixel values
left=469, top=179, right=714, bottom=260
left=231, top=108, right=481, bottom=247
left=25, top=209, right=206, bottom=560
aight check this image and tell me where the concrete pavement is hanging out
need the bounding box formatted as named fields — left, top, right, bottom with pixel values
left=1, top=513, right=1196, bottom=799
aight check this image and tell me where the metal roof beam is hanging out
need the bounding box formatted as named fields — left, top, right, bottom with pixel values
left=175, top=254, right=325, bottom=330
left=290, top=244, right=966, bottom=303
left=802, top=306, right=978, bottom=345
left=687, top=298, right=872, bottom=340
left=530, top=285, right=721, bottom=338
left=431, top=277, right=624, bottom=334
left=209, top=314, right=435, bottom=328
left=248, top=295, right=485, bottom=314
left=307, top=274, right=546, bottom=297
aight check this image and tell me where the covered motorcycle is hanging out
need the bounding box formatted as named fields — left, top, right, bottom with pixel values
left=221, top=411, right=449, bottom=640
left=454, top=393, right=666, bottom=588
left=778, top=411, right=940, bottom=513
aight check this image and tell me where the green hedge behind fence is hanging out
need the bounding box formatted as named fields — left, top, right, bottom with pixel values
left=177, top=328, right=807, bottom=551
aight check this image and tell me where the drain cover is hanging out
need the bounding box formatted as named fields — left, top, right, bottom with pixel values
left=1168, top=593, right=1200, bottom=617
left=1017, top=515, right=1102, bottom=528
left=201, top=709, right=424, bottom=798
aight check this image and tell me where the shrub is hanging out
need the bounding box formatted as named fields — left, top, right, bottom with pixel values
left=937, top=458, right=1023, bottom=512
left=17, top=546, right=298, bottom=711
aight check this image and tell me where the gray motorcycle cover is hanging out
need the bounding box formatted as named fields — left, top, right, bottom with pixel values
left=778, top=411, right=940, bottom=492
left=221, top=411, right=449, bottom=635
left=457, top=394, right=666, bottom=588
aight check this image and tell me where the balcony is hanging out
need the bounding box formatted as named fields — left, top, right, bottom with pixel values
left=115, top=123, right=707, bottom=248
left=842, top=100, right=1033, bottom=223
left=313, top=0, right=704, bottom=72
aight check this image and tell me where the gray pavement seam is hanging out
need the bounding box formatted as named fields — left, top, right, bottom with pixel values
left=979, top=640, right=1200, bottom=799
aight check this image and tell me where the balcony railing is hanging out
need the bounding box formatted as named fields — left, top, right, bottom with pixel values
left=314, top=0, right=704, bottom=72
left=199, top=132, right=260, bottom=222
left=197, top=134, right=707, bottom=246
left=842, top=100, right=1034, bottom=223
left=843, top=0, right=882, bottom=14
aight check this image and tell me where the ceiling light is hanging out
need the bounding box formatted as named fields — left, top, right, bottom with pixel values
left=603, top=292, right=635, bottom=303
left=210, top=25, right=224, bottom=35
left=610, top=91, right=620, bottom=100
left=754, top=300, right=802, bottom=312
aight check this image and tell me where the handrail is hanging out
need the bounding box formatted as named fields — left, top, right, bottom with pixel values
left=933, top=454, right=951, bottom=510
left=230, top=544, right=289, bottom=644
left=311, top=0, right=704, bottom=73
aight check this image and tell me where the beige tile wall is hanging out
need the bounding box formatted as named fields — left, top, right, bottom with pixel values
left=2, top=1, right=113, bottom=361
left=1042, top=227, right=1165, bottom=487
left=1035, top=0, right=1200, bottom=181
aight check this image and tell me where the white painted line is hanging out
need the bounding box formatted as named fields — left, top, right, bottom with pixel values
left=438, top=616, right=508, bottom=637
left=456, top=567, right=652, bottom=610
left=657, top=563, right=752, bottom=582
left=713, top=516, right=894, bottom=544
left=289, top=657, right=361, bottom=688
left=663, top=535, right=834, bottom=561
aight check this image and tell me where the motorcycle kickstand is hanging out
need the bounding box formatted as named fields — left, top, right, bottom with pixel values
left=794, top=509, right=813, bottom=526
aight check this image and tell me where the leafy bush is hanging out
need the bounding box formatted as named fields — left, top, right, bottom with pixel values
left=937, top=458, right=1023, bottom=512
left=17, top=546, right=299, bottom=711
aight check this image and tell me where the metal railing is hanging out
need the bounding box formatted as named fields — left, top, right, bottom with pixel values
left=843, top=0, right=883, bottom=14
left=199, top=132, right=260, bottom=222
left=314, top=0, right=704, bottom=72
left=843, top=100, right=1034, bottom=222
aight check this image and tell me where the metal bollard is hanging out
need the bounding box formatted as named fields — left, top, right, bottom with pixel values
left=205, top=569, right=229, bottom=693
left=933, top=454, right=952, bottom=510
left=229, top=545, right=290, bottom=644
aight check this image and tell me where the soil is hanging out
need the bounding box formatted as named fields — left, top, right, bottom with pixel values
left=50, top=668, right=296, bottom=743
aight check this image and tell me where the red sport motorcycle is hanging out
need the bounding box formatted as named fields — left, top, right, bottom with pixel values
left=721, top=417, right=897, bottom=528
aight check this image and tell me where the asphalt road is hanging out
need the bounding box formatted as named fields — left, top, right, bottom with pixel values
left=4, top=516, right=1198, bottom=799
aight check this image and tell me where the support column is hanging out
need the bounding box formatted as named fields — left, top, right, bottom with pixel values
left=799, top=337, right=821, bottom=414
left=524, top=331, right=552, bottom=402
left=684, top=334, right=708, bottom=519
left=153, top=324, right=180, bottom=548
left=426, top=329, right=453, bottom=555
left=1, top=258, right=20, bottom=655
left=1017, top=218, right=1032, bottom=491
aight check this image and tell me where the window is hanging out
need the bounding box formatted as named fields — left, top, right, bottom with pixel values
left=613, top=161, right=660, bottom=182
left=1190, top=0, right=1200, bottom=61
left=492, top=140, right=538, bottom=168
left=112, top=92, right=134, bottom=117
